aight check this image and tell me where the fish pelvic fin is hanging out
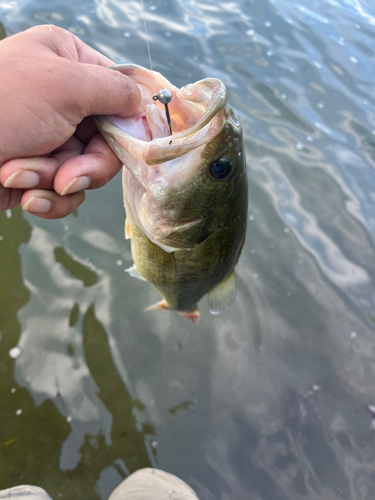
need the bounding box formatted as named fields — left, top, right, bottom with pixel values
left=176, top=306, right=200, bottom=323
left=125, top=218, right=131, bottom=239
left=144, top=299, right=169, bottom=311
left=125, top=265, right=146, bottom=281
left=144, top=301, right=200, bottom=323
left=207, top=270, right=236, bottom=315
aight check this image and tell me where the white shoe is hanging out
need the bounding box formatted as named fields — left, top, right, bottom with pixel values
left=109, top=468, right=199, bottom=500
left=0, top=485, right=52, bottom=500
left=0, top=468, right=199, bottom=500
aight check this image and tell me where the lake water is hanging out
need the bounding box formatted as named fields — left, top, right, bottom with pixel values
left=1, top=0, right=375, bottom=498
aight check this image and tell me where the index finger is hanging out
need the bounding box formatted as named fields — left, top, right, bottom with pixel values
left=63, top=29, right=116, bottom=67
left=19, top=25, right=115, bottom=68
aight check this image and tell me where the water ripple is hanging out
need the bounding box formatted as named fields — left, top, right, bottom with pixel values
left=1, top=0, right=375, bottom=497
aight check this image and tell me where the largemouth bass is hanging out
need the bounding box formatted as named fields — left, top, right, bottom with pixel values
left=95, top=65, right=248, bottom=321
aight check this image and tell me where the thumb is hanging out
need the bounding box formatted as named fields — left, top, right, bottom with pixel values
left=74, top=63, right=143, bottom=119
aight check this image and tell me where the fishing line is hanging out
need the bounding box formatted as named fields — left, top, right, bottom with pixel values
left=140, top=0, right=156, bottom=95
left=139, top=0, right=173, bottom=135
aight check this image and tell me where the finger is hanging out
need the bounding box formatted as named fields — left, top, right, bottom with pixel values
left=69, top=61, right=143, bottom=118
left=9, top=25, right=115, bottom=69
left=1, top=158, right=60, bottom=191
left=4, top=26, right=142, bottom=119
left=21, top=189, right=85, bottom=219
left=54, top=133, right=122, bottom=196
left=0, top=136, right=85, bottom=191
left=66, top=39, right=144, bottom=115
left=0, top=185, right=23, bottom=212
left=70, top=31, right=115, bottom=68
left=75, top=117, right=98, bottom=144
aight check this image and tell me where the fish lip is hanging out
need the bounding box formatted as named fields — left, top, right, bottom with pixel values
left=94, top=65, right=236, bottom=173
left=98, top=64, right=228, bottom=143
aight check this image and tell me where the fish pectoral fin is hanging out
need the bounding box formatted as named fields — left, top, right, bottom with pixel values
left=125, top=265, right=146, bottom=281
left=155, top=242, right=185, bottom=253
left=150, top=219, right=205, bottom=253
left=177, top=306, right=200, bottom=323
left=144, top=299, right=170, bottom=311
left=125, top=218, right=132, bottom=239
left=207, top=271, right=236, bottom=315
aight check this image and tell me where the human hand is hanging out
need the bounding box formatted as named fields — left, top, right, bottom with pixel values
left=0, top=25, right=141, bottom=218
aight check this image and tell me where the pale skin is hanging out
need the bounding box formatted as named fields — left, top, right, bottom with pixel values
left=0, top=25, right=142, bottom=218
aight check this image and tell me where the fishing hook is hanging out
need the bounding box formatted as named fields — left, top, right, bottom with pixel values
left=153, top=89, right=173, bottom=136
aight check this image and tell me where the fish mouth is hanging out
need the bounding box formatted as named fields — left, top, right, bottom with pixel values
left=94, top=64, right=228, bottom=165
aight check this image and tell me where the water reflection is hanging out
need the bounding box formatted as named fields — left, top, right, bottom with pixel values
left=0, top=212, right=153, bottom=498
left=1, top=0, right=375, bottom=498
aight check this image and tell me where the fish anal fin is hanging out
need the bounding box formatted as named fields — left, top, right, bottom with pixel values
left=207, top=271, right=236, bottom=315
left=144, top=301, right=200, bottom=323
left=144, top=299, right=169, bottom=311
left=177, top=306, right=200, bottom=323
left=126, top=265, right=146, bottom=281
left=125, top=218, right=132, bottom=239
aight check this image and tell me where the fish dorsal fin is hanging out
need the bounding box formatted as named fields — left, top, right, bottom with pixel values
left=207, top=271, right=236, bottom=315
left=125, top=265, right=146, bottom=281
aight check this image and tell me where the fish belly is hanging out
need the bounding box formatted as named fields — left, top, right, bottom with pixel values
left=128, top=216, right=242, bottom=312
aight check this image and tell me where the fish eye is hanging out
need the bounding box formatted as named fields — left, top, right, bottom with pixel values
left=208, top=158, right=232, bottom=180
